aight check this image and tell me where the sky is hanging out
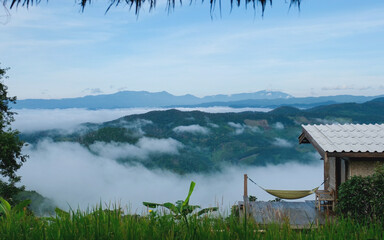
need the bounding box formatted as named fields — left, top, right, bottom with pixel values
left=1, top=0, right=384, bottom=99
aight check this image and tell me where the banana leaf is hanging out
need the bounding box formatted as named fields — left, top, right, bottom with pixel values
left=182, top=205, right=200, bottom=215
left=55, top=207, right=70, bottom=218
left=196, top=207, right=218, bottom=216
left=182, top=181, right=195, bottom=208
left=12, top=199, right=31, bottom=213
left=162, top=202, right=179, bottom=214
left=0, top=197, right=11, bottom=217
left=143, top=202, right=161, bottom=208
left=143, top=201, right=180, bottom=215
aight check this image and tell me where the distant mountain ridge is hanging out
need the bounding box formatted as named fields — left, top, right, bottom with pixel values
left=14, top=90, right=292, bottom=109
left=13, top=90, right=384, bottom=109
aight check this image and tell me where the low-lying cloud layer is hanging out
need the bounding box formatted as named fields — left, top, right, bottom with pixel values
left=20, top=140, right=323, bottom=213
left=272, top=138, right=294, bottom=148
left=273, top=122, right=285, bottom=130
left=173, top=124, right=210, bottom=135
left=90, top=137, right=183, bottom=160
left=117, top=119, right=153, bottom=136
left=13, top=107, right=271, bottom=133
left=228, top=122, right=260, bottom=135
left=13, top=107, right=322, bottom=214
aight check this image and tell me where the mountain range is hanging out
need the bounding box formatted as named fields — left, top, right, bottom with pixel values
left=14, top=90, right=384, bottom=109
left=20, top=97, right=384, bottom=174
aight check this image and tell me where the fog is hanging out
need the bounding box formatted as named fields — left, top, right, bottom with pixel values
left=13, top=107, right=323, bottom=214
left=13, top=107, right=272, bottom=132
left=273, top=122, right=285, bottom=130
left=90, top=137, right=183, bottom=160
left=173, top=125, right=210, bottom=135
left=272, top=138, right=294, bottom=148
left=20, top=139, right=322, bottom=213
left=228, top=122, right=260, bottom=135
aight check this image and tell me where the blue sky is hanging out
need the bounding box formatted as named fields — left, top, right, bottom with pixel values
left=1, top=0, right=384, bottom=99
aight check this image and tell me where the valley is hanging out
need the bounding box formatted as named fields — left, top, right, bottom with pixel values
left=20, top=98, right=384, bottom=174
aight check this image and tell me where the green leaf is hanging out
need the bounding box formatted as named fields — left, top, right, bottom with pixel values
left=196, top=207, right=218, bottom=216
left=162, top=202, right=179, bottom=214
left=182, top=181, right=195, bottom=208
left=55, top=207, right=69, bottom=218
left=12, top=199, right=31, bottom=213
left=182, top=204, right=200, bottom=214
left=0, top=197, right=11, bottom=216
left=143, top=202, right=162, bottom=208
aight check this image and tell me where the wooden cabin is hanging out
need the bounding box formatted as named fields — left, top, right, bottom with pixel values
left=299, top=124, right=384, bottom=205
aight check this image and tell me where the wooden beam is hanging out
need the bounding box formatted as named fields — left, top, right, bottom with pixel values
left=244, top=174, right=248, bottom=198
left=299, top=127, right=326, bottom=158
left=298, top=132, right=309, bottom=143
left=327, top=152, right=384, bottom=158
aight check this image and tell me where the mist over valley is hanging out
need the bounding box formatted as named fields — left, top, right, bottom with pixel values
left=13, top=97, right=384, bottom=214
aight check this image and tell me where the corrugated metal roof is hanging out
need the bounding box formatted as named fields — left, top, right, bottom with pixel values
left=302, top=124, right=384, bottom=153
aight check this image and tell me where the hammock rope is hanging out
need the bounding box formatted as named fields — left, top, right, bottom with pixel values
left=247, top=176, right=326, bottom=200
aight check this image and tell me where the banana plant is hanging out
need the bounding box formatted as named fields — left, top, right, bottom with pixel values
left=143, top=181, right=218, bottom=227
left=0, top=196, right=31, bottom=219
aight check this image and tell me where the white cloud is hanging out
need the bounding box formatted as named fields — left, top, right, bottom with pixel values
left=248, top=126, right=261, bottom=133
left=228, top=122, right=243, bottom=129
left=272, top=138, right=293, bottom=148
left=12, top=108, right=161, bottom=133
left=173, top=124, right=210, bottom=135
left=228, top=122, right=245, bottom=135
left=305, top=151, right=322, bottom=161
left=19, top=140, right=323, bottom=213
left=3, top=2, right=384, bottom=99
left=176, top=107, right=272, bottom=113
left=90, top=141, right=145, bottom=159
left=137, top=137, right=183, bottom=155
left=273, top=122, right=285, bottom=130
left=208, top=123, right=219, bottom=128
left=12, top=108, right=271, bottom=133
left=90, top=137, right=183, bottom=160
left=117, top=119, right=153, bottom=136
left=228, top=122, right=260, bottom=135
left=82, top=88, right=104, bottom=94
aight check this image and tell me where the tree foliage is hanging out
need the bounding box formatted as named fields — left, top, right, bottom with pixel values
left=3, top=0, right=300, bottom=15
left=337, top=165, right=384, bottom=222
left=0, top=65, right=28, bottom=204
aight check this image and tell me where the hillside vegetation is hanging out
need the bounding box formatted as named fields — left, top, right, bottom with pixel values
left=1, top=206, right=383, bottom=240
left=20, top=100, right=384, bottom=174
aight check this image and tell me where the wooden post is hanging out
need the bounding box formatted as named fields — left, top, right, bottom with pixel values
left=243, top=174, right=249, bottom=216
left=244, top=174, right=248, bottom=198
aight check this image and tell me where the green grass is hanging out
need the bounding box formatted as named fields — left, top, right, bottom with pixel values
left=1, top=205, right=383, bottom=240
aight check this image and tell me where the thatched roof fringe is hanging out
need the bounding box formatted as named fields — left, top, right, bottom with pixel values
left=3, top=0, right=301, bottom=15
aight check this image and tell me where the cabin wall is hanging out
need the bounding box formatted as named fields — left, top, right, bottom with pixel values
left=349, top=159, right=384, bottom=177
left=324, top=155, right=330, bottom=190
left=327, top=157, right=336, bottom=192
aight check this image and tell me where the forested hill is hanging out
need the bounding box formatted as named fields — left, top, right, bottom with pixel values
left=20, top=99, right=384, bottom=174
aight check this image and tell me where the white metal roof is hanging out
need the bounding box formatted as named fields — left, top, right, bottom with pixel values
left=302, top=124, right=384, bottom=153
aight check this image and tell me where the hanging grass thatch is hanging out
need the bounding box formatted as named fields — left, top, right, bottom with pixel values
left=3, top=0, right=301, bottom=16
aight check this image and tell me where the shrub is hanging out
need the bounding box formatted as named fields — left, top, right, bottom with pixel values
left=248, top=195, right=257, bottom=202
left=337, top=165, right=384, bottom=222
